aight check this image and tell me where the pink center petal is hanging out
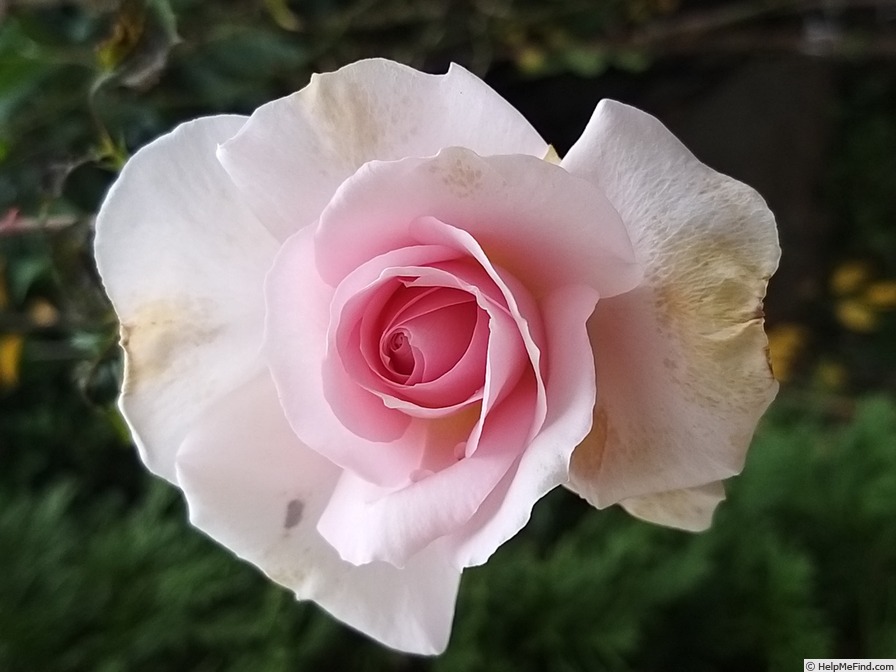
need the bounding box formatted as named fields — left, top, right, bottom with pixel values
left=382, top=328, right=415, bottom=379
left=374, top=286, right=479, bottom=386
left=339, top=266, right=497, bottom=418
left=392, top=295, right=479, bottom=384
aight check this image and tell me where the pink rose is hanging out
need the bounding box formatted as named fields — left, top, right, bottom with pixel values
left=94, top=59, right=779, bottom=653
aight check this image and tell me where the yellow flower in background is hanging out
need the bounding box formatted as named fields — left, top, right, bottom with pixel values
left=865, top=280, right=896, bottom=310
left=766, top=323, right=808, bottom=383
left=830, top=260, right=896, bottom=334
left=830, top=260, right=871, bottom=296
left=815, top=359, right=847, bottom=391
left=836, top=299, right=878, bottom=333
left=0, top=259, right=24, bottom=389
left=0, top=335, right=24, bottom=389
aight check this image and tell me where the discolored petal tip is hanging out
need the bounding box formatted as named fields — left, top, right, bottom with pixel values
left=568, top=262, right=779, bottom=514
left=563, top=96, right=780, bottom=519
left=95, top=115, right=278, bottom=483
left=618, top=481, right=727, bottom=532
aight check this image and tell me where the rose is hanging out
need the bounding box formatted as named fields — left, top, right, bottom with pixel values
left=94, top=59, right=779, bottom=654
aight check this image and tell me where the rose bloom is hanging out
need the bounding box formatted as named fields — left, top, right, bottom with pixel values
left=94, top=59, right=779, bottom=654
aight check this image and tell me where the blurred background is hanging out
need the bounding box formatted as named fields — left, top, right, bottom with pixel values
left=1, top=1, right=895, bottom=670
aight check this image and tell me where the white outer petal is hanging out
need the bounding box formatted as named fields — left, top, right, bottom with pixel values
left=218, top=59, right=549, bottom=241
left=562, top=100, right=779, bottom=513
left=94, top=115, right=279, bottom=482
left=176, top=372, right=461, bottom=655
left=619, top=481, right=726, bottom=532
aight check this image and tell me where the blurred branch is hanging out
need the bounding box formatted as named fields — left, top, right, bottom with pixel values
left=661, top=28, right=896, bottom=57
left=0, top=211, right=79, bottom=236
left=612, top=0, right=896, bottom=58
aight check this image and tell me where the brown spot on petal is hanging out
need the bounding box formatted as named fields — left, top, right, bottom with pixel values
left=439, top=154, right=484, bottom=199
left=567, top=158, right=779, bottom=510
left=569, top=406, right=608, bottom=484
left=306, top=72, right=386, bottom=169
left=620, top=482, right=725, bottom=532
left=120, top=298, right=221, bottom=394
left=283, top=499, right=304, bottom=529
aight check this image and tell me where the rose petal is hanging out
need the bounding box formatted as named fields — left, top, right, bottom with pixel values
left=346, top=274, right=494, bottom=418
left=619, top=481, right=726, bottom=532
left=347, top=260, right=525, bottom=414
left=94, top=115, right=279, bottom=482
left=329, top=246, right=486, bottom=413
left=446, top=284, right=600, bottom=567
left=326, top=244, right=532, bottom=454
left=332, top=233, right=542, bottom=461
left=316, top=375, right=536, bottom=567
left=175, top=372, right=460, bottom=655
left=344, top=272, right=489, bottom=408
left=384, top=290, right=478, bottom=383
left=407, top=220, right=546, bottom=457
left=264, top=227, right=428, bottom=487
left=218, top=59, right=548, bottom=241
left=314, top=148, right=641, bottom=299
left=562, top=100, right=779, bottom=509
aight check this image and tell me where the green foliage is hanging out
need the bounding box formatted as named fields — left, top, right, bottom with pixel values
left=2, top=397, right=895, bottom=671
left=821, top=73, right=896, bottom=390
left=831, top=73, right=896, bottom=266
left=0, top=0, right=663, bottom=217
left=2, top=2, right=896, bottom=670
left=0, top=480, right=391, bottom=672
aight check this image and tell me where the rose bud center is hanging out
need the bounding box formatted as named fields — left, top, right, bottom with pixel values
left=376, top=286, right=481, bottom=389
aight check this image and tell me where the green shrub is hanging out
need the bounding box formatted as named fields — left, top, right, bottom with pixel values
left=2, top=396, right=894, bottom=671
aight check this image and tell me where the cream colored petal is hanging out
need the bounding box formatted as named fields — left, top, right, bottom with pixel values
left=94, top=115, right=279, bottom=483
left=562, top=100, right=779, bottom=514
left=177, top=372, right=460, bottom=655
left=619, top=481, right=725, bottom=532
left=218, top=59, right=548, bottom=241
